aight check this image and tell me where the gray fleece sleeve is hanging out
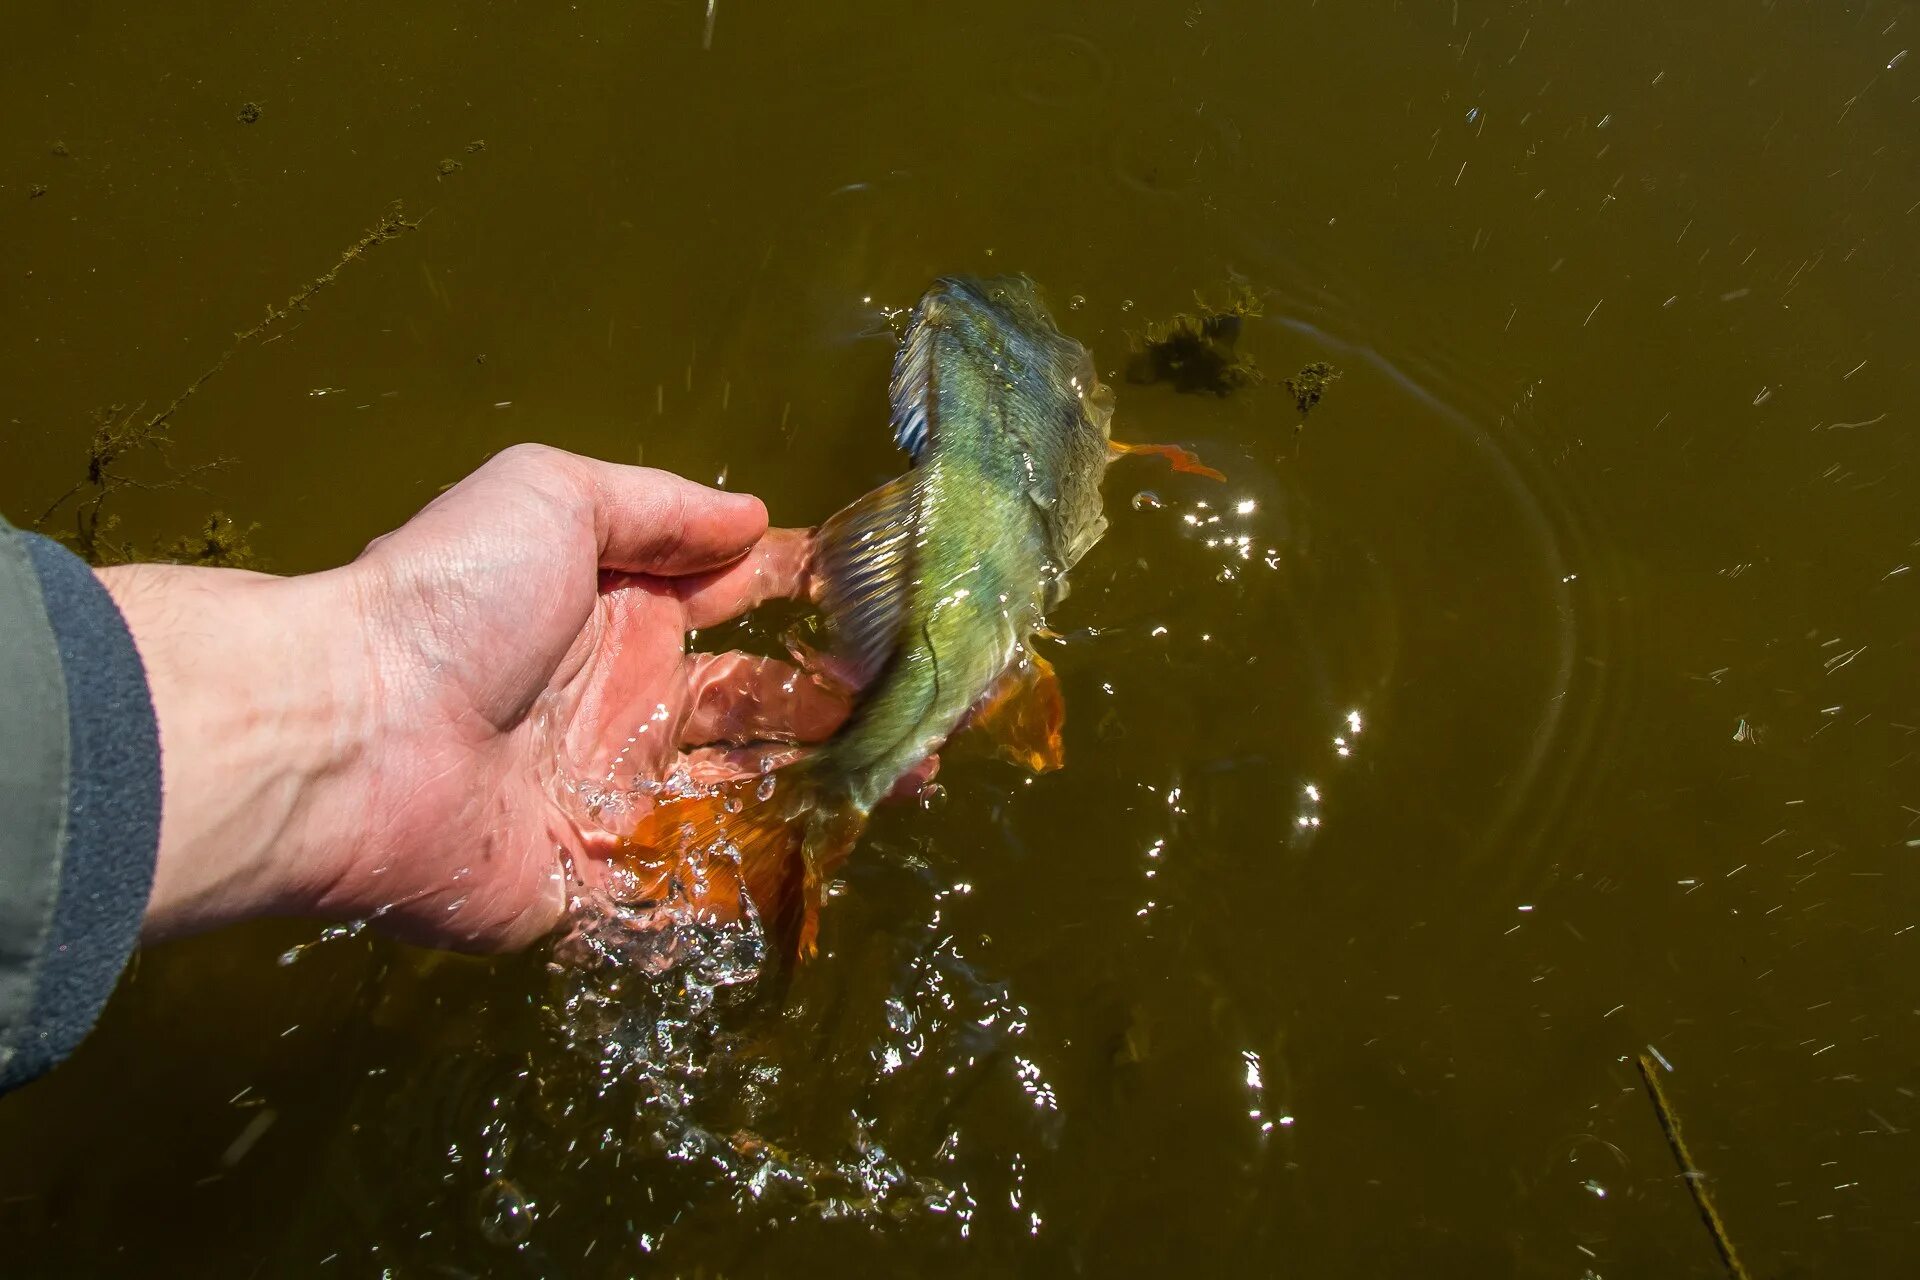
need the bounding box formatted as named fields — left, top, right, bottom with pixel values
left=0, top=522, right=160, bottom=1093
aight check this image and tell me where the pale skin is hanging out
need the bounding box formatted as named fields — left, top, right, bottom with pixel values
left=101, top=444, right=864, bottom=952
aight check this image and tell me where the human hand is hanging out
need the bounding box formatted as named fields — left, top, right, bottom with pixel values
left=109, top=444, right=849, bottom=951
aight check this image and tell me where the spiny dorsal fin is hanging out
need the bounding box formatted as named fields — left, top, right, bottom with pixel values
left=812, top=473, right=920, bottom=688
left=889, top=297, right=941, bottom=458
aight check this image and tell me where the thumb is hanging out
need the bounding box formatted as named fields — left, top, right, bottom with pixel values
left=459, top=445, right=768, bottom=576
left=577, top=455, right=769, bottom=575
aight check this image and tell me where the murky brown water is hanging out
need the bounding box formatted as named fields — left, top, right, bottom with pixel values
left=5, top=1, right=1919, bottom=1275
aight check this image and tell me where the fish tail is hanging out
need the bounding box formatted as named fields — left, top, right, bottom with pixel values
left=609, top=772, right=866, bottom=961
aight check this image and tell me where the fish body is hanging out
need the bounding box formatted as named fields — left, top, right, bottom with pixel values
left=808, top=274, right=1113, bottom=813
left=617, top=275, right=1212, bottom=959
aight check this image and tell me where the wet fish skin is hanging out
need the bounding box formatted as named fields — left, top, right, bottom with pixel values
left=811, top=274, right=1114, bottom=815
left=615, top=275, right=1122, bottom=959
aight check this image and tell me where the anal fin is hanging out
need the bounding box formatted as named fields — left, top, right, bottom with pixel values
left=795, top=806, right=866, bottom=959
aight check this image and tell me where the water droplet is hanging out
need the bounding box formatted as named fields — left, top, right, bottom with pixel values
left=476, top=1177, right=534, bottom=1246
left=755, top=775, right=777, bottom=802
left=1068, top=294, right=1087, bottom=310
left=1131, top=490, right=1162, bottom=511
left=1119, top=298, right=1134, bottom=312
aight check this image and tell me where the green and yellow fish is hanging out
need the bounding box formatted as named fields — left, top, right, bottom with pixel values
left=616, top=275, right=1220, bottom=957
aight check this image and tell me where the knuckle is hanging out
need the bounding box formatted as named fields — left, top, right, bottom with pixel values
left=646, top=485, right=690, bottom=561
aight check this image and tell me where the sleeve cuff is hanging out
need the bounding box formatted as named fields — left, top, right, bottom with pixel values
left=0, top=533, right=160, bottom=1092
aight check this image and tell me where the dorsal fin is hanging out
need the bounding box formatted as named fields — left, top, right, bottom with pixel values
left=811, top=473, right=920, bottom=688
left=888, top=298, right=941, bottom=458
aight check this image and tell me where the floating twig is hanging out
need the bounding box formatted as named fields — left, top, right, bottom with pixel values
left=1635, top=1053, right=1752, bottom=1280
left=34, top=201, right=418, bottom=563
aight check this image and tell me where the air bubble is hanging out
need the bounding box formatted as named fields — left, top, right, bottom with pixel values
left=1131, top=491, right=1162, bottom=511
left=918, top=782, right=948, bottom=811
left=476, top=1177, right=534, bottom=1246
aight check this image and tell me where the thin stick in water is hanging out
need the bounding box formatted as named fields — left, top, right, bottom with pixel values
left=1635, top=1053, right=1752, bottom=1280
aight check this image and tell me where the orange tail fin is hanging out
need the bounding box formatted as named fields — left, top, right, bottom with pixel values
left=1108, top=439, right=1227, bottom=481
left=609, top=779, right=807, bottom=955
left=608, top=777, right=870, bottom=961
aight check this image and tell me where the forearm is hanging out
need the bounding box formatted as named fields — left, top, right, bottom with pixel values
left=98, top=563, right=371, bottom=939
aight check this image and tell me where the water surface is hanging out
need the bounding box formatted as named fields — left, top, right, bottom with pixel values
left=3, top=1, right=1918, bottom=1275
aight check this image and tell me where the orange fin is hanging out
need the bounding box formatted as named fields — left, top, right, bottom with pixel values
left=963, top=651, right=1067, bottom=774
left=610, top=778, right=807, bottom=951
left=794, top=807, right=866, bottom=959
left=1108, top=439, right=1226, bottom=481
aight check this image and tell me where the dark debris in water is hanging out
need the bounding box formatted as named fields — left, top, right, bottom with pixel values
left=236, top=101, right=262, bottom=125
left=160, top=511, right=262, bottom=569
left=1285, top=360, right=1341, bottom=420
left=34, top=201, right=418, bottom=566
left=1124, top=282, right=1264, bottom=397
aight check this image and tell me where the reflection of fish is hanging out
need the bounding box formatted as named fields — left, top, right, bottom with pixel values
left=615, top=275, right=1219, bottom=958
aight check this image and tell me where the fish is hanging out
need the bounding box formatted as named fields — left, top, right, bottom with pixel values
left=611, top=275, right=1221, bottom=960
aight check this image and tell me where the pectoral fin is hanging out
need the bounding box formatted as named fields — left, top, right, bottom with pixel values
left=1108, top=439, right=1226, bottom=481
left=963, top=651, right=1067, bottom=774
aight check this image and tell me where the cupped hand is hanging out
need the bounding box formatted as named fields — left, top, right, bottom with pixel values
left=116, top=444, right=848, bottom=951
left=331, top=445, right=855, bottom=950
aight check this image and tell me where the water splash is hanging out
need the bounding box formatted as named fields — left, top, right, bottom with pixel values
left=276, top=918, right=368, bottom=966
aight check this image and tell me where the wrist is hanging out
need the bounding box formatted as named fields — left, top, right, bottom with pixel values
left=100, top=562, right=373, bottom=939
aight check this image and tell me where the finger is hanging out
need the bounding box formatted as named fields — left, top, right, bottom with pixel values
left=673, top=527, right=813, bottom=629
left=678, top=652, right=850, bottom=747
left=565, top=450, right=770, bottom=576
